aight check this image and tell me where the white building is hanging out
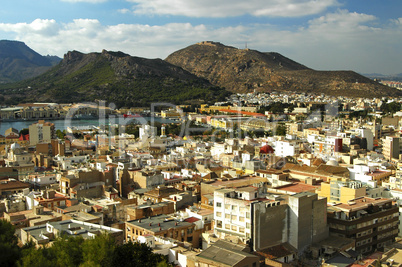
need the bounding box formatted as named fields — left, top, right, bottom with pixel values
left=274, top=140, right=300, bottom=157
left=213, top=187, right=262, bottom=244
left=139, top=124, right=157, bottom=140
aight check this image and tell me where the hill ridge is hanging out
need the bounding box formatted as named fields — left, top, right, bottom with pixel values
left=165, top=41, right=401, bottom=98
left=0, top=40, right=61, bottom=83
left=0, top=49, right=229, bottom=107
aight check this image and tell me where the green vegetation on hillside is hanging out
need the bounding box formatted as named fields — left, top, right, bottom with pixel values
left=0, top=52, right=229, bottom=107
left=380, top=101, right=401, bottom=114
left=257, top=102, right=295, bottom=114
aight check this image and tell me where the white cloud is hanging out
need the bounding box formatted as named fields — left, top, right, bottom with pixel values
left=0, top=18, right=247, bottom=60
left=126, top=0, right=339, bottom=17
left=0, top=19, right=60, bottom=36
left=391, top=17, right=402, bottom=26
left=248, top=10, right=401, bottom=73
left=118, top=8, right=131, bottom=14
left=0, top=10, right=401, bottom=74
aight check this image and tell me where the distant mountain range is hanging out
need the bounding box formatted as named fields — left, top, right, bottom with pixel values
left=362, top=73, right=402, bottom=82
left=0, top=40, right=61, bottom=83
left=0, top=40, right=401, bottom=107
left=165, top=41, right=402, bottom=98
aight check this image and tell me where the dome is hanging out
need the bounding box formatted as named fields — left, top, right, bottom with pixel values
left=326, top=159, right=339, bottom=166
left=260, top=145, right=274, bottom=154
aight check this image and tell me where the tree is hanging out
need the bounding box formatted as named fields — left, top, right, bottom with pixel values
left=81, top=234, right=115, bottom=266
left=381, top=101, right=401, bottom=114
left=19, top=246, right=55, bottom=267
left=56, top=129, right=66, bottom=139
left=17, top=234, right=172, bottom=267
left=19, top=128, right=29, bottom=135
left=275, top=124, right=287, bottom=136
left=51, top=236, right=85, bottom=267
left=0, top=219, right=20, bottom=267
left=111, top=241, right=171, bottom=267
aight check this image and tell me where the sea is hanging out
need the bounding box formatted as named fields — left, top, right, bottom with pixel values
left=0, top=116, right=178, bottom=134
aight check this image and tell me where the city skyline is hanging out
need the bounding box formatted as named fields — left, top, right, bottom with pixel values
left=0, top=0, right=401, bottom=75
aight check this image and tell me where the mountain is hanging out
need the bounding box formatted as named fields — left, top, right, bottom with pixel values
left=0, top=40, right=61, bottom=83
left=165, top=41, right=402, bottom=98
left=362, top=73, right=402, bottom=82
left=0, top=49, right=229, bottom=107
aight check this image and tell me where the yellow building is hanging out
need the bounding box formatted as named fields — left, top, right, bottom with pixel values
left=199, top=104, right=258, bottom=114
left=29, top=120, right=55, bottom=146
left=317, top=178, right=366, bottom=204
left=303, top=128, right=321, bottom=138
left=161, top=109, right=182, bottom=118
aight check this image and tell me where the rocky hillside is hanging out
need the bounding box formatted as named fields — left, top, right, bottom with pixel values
left=165, top=41, right=401, bottom=98
left=0, top=49, right=229, bottom=107
left=0, top=40, right=61, bottom=83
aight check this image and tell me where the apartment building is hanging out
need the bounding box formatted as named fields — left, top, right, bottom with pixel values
left=213, top=187, right=260, bottom=245
left=327, top=197, right=399, bottom=254
left=29, top=120, right=55, bottom=146
left=274, top=139, right=300, bottom=157
left=382, top=136, right=401, bottom=160
left=125, top=214, right=200, bottom=248
left=307, top=134, right=343, bottom=157
left=213, top=188, right=329, bottom=254
left=21, top=219, right=123, bottom=246
left=317, top=179, right=367, bottom=204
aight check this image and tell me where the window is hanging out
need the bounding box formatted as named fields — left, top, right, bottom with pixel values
left=239, top=216, right=245, bottom=222
left=225, top=224, right=230, bottom=230
left=231, top=225, right=237, bottom=231
left=225, top=214, right=230, bottom=219
left=216, top=220, right=222, bottom=228
left=246, top=223, right=251, bottom=229
left=246, top=212, right=250, bottom=219
left=231, top=215, right=237, bottom=221
left=231, top=205, right=237, bottom=211
left=216, top=212, right=222, bottom=217
left=216, top=202, right=222, bottom=208
left=225, top=204, right=230, bottom=210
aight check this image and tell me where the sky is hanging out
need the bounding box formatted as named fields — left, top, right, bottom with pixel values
left=0, top=0, right=401, bottom=75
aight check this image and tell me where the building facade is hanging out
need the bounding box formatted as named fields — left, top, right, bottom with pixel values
left=29, top=120, right=55, bottom=146
left=327, top=197, right=399, bottom=254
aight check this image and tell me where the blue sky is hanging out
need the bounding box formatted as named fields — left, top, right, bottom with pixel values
left=1, top=0, right=401, bottom=75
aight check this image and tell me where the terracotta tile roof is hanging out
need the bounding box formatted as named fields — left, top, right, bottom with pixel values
left=282, top=163, right=349, bottom=177
left=184, top=217, right=200, bottom=223
left=19, top=134, right=29, bottom=141
left=254, top=243, right=296, bottom=260
left=0, top=180, right=30, bottom=190
left=331, top=197, right=392, bottom=212
left=274, top=182, right=318, bottom=193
